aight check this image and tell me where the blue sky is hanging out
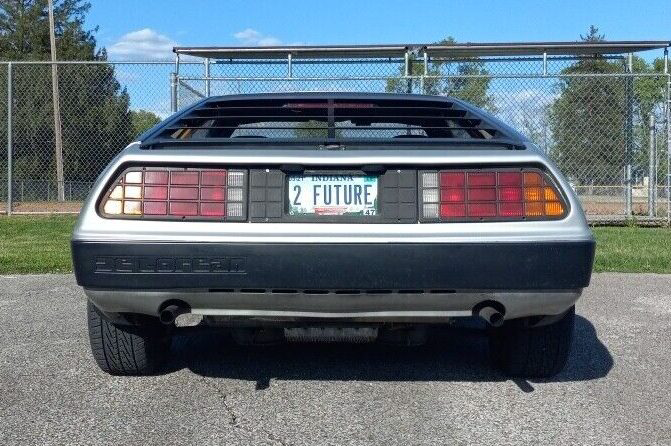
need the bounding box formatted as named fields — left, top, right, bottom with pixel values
left=83, top=0, right=669, bottom=118
left=88, top=0, right=670, bottom=61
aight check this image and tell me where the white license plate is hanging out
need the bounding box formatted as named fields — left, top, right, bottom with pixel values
left=288, top=174, right=378, bottom=216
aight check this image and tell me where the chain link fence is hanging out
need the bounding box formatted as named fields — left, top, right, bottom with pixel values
left=1, top=54, right=670, bottom=224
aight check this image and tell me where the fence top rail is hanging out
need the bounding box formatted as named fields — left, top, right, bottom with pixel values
left=0, top=55, right=629, bottom=66
left=177, top=72, right=671, bottom=82
left=174, top=41, right=671, bottom=60
left=0, top=60, right=192, bottom=65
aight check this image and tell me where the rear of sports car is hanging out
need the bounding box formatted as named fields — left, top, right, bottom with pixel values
left=72, top=93, right=595, bottom=377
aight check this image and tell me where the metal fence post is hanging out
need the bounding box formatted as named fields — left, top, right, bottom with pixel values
left=170, top=72, right=177, bottom=113
left=625, top=53, right=633, bottom=217
left=648, top=114, right=656, bottom=217
left=666, top=70, right=671, bottom=226
left=420, top=51, right=428, bottom=94
left=668, top=99, right=671, bottom=227
left=404, top=51, right=412, bottom=94
left=204, top=57, right=211, bottom=97
left=6, top=62, right=12, bottom=215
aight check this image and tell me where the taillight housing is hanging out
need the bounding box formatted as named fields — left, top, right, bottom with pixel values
left=99, top=167, right=247, bottom=221
left=420, top=168, right=567, bottom=222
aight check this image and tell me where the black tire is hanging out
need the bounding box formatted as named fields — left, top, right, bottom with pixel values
left=489, top=306, right=574, bottom=378
left=87, top=301, right=171, bottom=376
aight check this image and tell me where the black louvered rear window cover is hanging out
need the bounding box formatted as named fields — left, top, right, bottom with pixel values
left=154, top=96, right=510, bottom=142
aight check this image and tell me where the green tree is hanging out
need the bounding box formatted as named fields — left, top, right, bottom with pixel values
left=0, top=0, right=133, bottom=186
left=386, top=37, right=494, bottom=110
left=548, top=26, right=627, bottom=186
left=0, top=0, right=97, bottom=60
left=549, top=26, right=669, bottom=187
left=130, top=109, right=161, bottom=137
left=631, top=56, right=667, bottom=184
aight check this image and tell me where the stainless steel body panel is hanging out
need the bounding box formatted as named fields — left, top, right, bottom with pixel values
left=72, top=142, right=593, bottom=245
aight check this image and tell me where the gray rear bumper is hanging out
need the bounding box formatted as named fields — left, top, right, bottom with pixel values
left=72, top=241, right=595, bottom=290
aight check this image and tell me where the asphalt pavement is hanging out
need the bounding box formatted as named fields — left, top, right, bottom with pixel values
left=1, top=273, right=670, bottom=445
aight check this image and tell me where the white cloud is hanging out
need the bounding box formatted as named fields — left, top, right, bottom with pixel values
left=108, top=28, right=176, bottom=61
left=233, top=28, right=283, bottom=46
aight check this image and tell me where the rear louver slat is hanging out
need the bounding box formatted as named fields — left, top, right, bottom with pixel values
left=151, top=97, right=510, bottom=143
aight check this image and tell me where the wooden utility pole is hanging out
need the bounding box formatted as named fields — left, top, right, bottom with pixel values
left=48, top=0, right=65, bottom=201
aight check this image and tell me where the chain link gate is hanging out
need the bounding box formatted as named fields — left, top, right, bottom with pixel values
left=2, top=42, right=670, bottom=224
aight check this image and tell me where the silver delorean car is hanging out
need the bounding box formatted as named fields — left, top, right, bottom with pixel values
left=72, top=93, right=595, bottom=377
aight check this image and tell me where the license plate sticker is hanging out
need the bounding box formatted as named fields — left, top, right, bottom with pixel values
left=288, top=174, right=378, bottom=216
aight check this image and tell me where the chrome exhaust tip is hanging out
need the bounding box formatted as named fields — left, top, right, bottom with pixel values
left=159, top=304, right=189, bottom=325
left=476, top=305, right=505, bottom=327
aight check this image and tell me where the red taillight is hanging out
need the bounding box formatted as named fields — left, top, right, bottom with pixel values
left=499, top=202, right=524, bottom=217
left=441, top=172, right=465, bottom=187
left=421, top=168, right=567, bottom=221
left=143, top=201, right=167, bottom=215
left=170, top=171, right=199, bottom=185
left=499, top=187, right=522, bottom=202
left=200, top=187, right=225, bottom=201
left=144, top=186, right=168, bottom=200
left=201, top=170, right=227, bottom=186
left=441, top=203, right=466, bottom=217
left=170, top=201, right=198, bottom=216
left=101, top=167, right=247, bottom=220
left=467, top=172, right=496, bottom=187
left=468, top=187, right=496, bottom=201
left=144, top=171, right=168, bottom=184
left=441, top=188, right=465, bottom=202
left=200, top=202, right=226, bottom=217
left=467, top=202, right=497, bottom=217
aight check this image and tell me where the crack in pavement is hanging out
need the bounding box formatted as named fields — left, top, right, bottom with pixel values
left=199, top=375, right=238, bottom=426
left=198, top=375, right=291, bottom=445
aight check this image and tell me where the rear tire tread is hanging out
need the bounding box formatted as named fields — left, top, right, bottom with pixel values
left=490, top=306, right=574, bottom=378
left=87, top=302, right=168, bottom=376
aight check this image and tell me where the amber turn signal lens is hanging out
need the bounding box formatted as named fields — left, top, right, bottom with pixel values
left=524, top=187, right=543, bottom=202
left=525, top=202, right=544, bottom=217
left=523, top=172, right=543, bottom=186
left=545, top=201, right=564, bottom=216
left=544, top=187, right=559, bottom=201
